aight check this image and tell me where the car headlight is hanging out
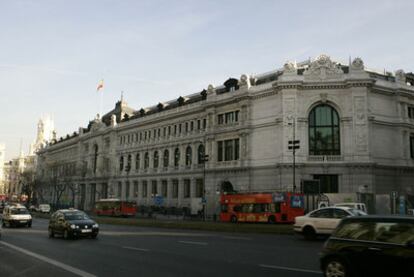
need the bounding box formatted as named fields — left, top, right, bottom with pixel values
left=70, top=224, right=76, bottom=229
left=92, top=224, right=99, bottom=228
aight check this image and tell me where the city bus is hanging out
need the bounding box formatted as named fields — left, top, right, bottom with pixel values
left=220, top=192, right=305, bottom=223
left=94, top=199, right=137, bottom=217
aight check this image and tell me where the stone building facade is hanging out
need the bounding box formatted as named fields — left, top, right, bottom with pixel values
left=36, top=55, right=414, bottom=215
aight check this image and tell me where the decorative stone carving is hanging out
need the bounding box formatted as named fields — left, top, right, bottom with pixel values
left=304, top=54, right=343, bottom=80
left=283, top=61, right=297, bottom=74
left=395, top=69, right=406, bottom=83
left=207, top=84, right=215, bottom=94
left=351, top=57, right=364, bottom=71
left=110, top=114, right=117, bottom=127
left=239, top=74, right=251, bottom=88
left=320, top=93, right=328, bottom=103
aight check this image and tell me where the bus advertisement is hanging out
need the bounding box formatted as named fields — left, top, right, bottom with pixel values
left=220, top=192, right=305, bottom=223
left=94, top=199, right=137, bottom=217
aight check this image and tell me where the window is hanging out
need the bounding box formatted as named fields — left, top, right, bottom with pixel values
left=218, top=111, right=239, bottom=125
left=174, top=148, right=180, bottom=167
left=125, top=181, right=130, bottom=199
left=190, top=121, right=194, bottom=131
left=153, top=151, right=159, bottom=168
left=184, top=179, right=191, bottom=198
left=196, top=179, right=204, bottom=198
left=144, top=152, right=149, bottom=169
left=310, top=208, right=333, bottom=218
left=309, top=104, right=340, bottom=155
left=133, top=181, right=138, bottom=197
left=198, top=145, right=205, bottom=164
left=117, top=182, right=122, bottom=198
left=334, top=208, right=350, bottom=219
left=203, top=118, right=207, bottom=129
left=408, top=106, right=414, bottom=119
left=119, top=156, right=124, bottom=171
left=217, top=139, right=240, bottom=161
left=161, top=180, right=168, bottom=197
left=218, top=114, right=224, bottom=125
left=163, top=149, right=169, bottom=167
left=374, top=222, right=414, bottom=244
left=313, top=175, right=339, bottom=193
left=334, top=221, right=375, bottom=241
left=410, top=136, right=414, bottom=159
left=197, top=120, right=201, bottom=130
left=93, top=145, right=98, bottom=173
left=135, top=153, right=140, bottom=170
left=172, top=179, right=179, bottom=198
left=185, top=122, right=188, bottom=132
left=185, top=146, right=192, bottom=166
left=126, top=154, right=131, bottom=171
left=151, top=180, right=157, bottom=196
left=142, top=181, right=148, bottom=197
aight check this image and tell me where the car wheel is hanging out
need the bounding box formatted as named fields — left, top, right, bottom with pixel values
left=27, top=222, right=32, bottom=228
left=230, top=215, right=237, bottom=223
left=91, top=234, right=98, bottom=239
left=303, top=226, right=316, bottom=240
left=48, top=228, right=54, bottom=238
left=63, top=229, right=70, bottom=240
left=324, top=257, right=349, bottom=277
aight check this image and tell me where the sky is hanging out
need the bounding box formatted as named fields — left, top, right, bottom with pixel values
left=0, top=0, right=413, bottom=160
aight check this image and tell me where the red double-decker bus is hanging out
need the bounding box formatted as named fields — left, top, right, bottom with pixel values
left=94, top=199, right=137, bottom=217
left=220, top=192, right=304, bottom=223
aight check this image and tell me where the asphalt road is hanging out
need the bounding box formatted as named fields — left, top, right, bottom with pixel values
left=0, top=217, right=324, bottom=277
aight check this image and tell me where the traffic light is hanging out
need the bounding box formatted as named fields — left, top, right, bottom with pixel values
left=288, top=140, right=300, bottom=150
left=202, top=154, right=209, bottom=162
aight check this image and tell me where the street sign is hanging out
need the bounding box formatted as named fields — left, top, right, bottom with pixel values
left=288, top=140, right=300, bottom=150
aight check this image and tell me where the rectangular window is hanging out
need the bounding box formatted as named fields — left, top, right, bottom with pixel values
left=125, top=181, right=130, bottom=199
left=234, top=138, right=240, bottom=160
left=190, top=121, right=194, bottom=131
left=225, top=140, right=233, bottom=161
left=172, top=179, right=179, bottom=198
left=163, top=127, right=166, bottom=137
left=179, top=124, right=182, bottom=133
left=203, top=118, right=207, bottom=129
left=217, top=141, right=223, bottom=162
left=133, top=181, right=138, bottom=197
left=151, top=180, right=157, bottom=196
left=197, top=120, right=201, bottom=130
left=410, top=136, right=414, bottom=159
left=168, top=126, right=171, bottom=136
left=185, top=122, right=188, bottom=132
left=162, top=180, right=168, bottom=197
left=184, top=179, right=191, bottom=198
left=117, top=182, right=122, bottom=198
left=313, top=175, right=339, bottom=193
left=408, top=107, right=414, bottom=119
left=174, top=125, right=177, bottom=135
left=196, top=179, right=204, bottom=198
left=218, top=114, right=224, bottom=125
left=142, top=181, right=148, bottom=197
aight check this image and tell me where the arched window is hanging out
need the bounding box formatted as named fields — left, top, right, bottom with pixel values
left=174, top=148, right=180, bottom=167
left=119, top=156, right=124, bottom=171
left=135, top=153, right=140, bottom=170
left=198, top=144, right=205, bottom=164
left=186, top=146, right=192, bottom=166
left=163, top=149, right=169, bottom=168
left=309, top=104, right=340, bottom=155
left=153, top=151, right=159, bottom=168
left=144, top=152, right=149, bottom=169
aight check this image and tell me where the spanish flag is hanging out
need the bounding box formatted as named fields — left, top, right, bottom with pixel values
left=97, top=79, right=104, bottom=91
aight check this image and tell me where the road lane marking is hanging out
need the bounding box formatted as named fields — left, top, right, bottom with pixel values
left=259, top=264, right=322, bottom=274
left=100, top=231, right=212, bottom=237
left=0, top=241, right=97, bottom=277
left=178, top=240, right=208, bottom=246
left=223, top=236, right=251, bottom=240
left=122, top=246, right=149, bottom=252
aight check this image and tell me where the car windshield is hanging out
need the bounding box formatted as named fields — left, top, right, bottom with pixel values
left=348, top=208, right=367, bottom=216
left=11, top=208, right=29, bottom=214
left=64, top=212, right=89, bottom=220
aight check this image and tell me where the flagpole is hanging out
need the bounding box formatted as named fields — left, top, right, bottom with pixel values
left=99, top=89, right=103, bottom=118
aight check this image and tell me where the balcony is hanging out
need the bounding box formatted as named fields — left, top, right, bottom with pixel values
left=307, top=155, right=344, bottom=162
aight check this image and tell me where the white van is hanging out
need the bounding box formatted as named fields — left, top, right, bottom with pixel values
left=38, top=204, right=51, bottom=213
left=2, top=204, right=32, bottom=227
left=334, top=202, right=367, bottom=214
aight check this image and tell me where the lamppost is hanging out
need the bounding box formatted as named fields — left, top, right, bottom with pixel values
left=202, top=151, right=209, bottom=221
left=288, top=117, right=300, bottom=192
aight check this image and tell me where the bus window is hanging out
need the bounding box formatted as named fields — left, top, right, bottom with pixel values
left=242, top=204, right=254, bottom=213
left=253, top=204, right=262, bottom=213
left=233, top=205, right=242, bottom=212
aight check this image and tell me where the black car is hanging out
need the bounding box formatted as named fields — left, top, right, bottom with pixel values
left=320, top=216, right=414, bottom=277
left=48, top=209, right=99, bottom=239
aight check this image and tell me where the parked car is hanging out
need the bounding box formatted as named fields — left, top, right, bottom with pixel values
left=334, top=202, right=367, bottom=213
left=48, top=209, right=99, bottom=239
left=294, top=206, right=366, bottom=239
left=320, top=216, right=414, bottom=277
left=38, top=204, right=51, bottom=213
left=2, top=204, right=32, bottom=228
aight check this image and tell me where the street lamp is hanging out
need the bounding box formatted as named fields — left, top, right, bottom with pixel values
left=288, top=117, right=300, bottom=192
left=202, top=152, right=209, bottom=221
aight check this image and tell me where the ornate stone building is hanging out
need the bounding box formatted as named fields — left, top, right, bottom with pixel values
left=36, top=55, right=414, bottom=214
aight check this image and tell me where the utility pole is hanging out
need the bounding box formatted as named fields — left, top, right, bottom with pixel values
left=288, top=118, right=300, bottom=192
left=202, top=149, right=209, bottom=221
